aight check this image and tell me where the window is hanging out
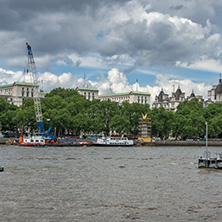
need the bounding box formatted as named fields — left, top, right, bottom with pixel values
left=88, top=92, right=90, bottom=100
left=31, top=88, right=34, bottom=97
left=22, top=88, right=25, bottom=97
left=138, top=96, right=140, bottom=103
left=92, top=92, right=94, bottom=99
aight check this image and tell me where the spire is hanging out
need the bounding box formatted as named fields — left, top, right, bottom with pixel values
left=136, top=79, right=138, bottom=91
left=219, top=73, right=222, bottom=84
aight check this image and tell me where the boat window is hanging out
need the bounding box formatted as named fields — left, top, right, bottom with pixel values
left=36, top=140, right=39, bottom=142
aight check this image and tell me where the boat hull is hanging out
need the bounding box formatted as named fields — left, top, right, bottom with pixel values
left=92, top=143, right=133, bottom=147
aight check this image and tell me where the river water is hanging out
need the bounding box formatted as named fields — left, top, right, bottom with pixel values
left=0, top=145, right=222, bottom=222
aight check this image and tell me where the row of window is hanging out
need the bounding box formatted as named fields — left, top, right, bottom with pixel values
left=0, top=88, right=12, bottom=95
left=83, top=92, right=95, bottom=100
left=138, top=96, right=148, bottom=104
left=21, top=88, right=34, bottom=97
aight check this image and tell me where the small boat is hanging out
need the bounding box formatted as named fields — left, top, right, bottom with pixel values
left=93, top=137, right=134, bottom=146
left=19, top=135, right=46, bottom=147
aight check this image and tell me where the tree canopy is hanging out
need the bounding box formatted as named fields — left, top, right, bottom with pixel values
left=1, top=89, right=222, bottom=139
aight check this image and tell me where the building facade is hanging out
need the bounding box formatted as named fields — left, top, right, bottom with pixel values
left=98, top=91, right=151, bottom=105
left=152, top=86, right=203, bottom=111
left=0, top=82, right=39, bottom=106
left=207, top=77, right=222, bottom=104
left=76, top=87, right=99, bottom=101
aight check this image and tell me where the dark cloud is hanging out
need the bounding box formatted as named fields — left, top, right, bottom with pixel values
left=170, top=5, right=185, bottom=10
left=0, top=0, right=222, bottom=72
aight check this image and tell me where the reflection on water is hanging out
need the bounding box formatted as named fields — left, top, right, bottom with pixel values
left=0, top=145, right=222, bottom=222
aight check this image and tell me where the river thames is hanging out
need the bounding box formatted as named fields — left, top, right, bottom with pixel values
left=0, top=145, right=222, bottom=222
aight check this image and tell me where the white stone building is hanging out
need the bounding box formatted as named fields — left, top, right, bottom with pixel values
left=0, top=82, right=39, bottom=106
left=152, top=86, right=203, bottom=111
left=76, top=87, right=99, bottom=101
left=207, top=77, right=222, bottom=105
left=99, top=91, right=151, bottom=105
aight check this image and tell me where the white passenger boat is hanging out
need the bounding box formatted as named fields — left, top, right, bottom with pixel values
left=93, top=137, right=134, bottom=146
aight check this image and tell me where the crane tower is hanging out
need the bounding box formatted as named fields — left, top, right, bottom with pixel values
left=26, top=42, right=44, bottom=134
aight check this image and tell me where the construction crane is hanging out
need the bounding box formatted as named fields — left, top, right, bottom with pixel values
left=26, top=42, right=44, bottom=134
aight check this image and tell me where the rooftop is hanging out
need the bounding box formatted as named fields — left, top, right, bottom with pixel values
left=99, top=91, right=150, bottom=97
left=0, top=82, right=38, bottom=88
left=76, top=87, right=99, bottom=91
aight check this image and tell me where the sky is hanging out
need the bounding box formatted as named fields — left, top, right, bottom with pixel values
left=1, top=0, right=222, bottom=104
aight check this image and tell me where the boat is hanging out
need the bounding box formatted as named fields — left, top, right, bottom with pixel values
left=19, top=135, right=46, bottom=147
left=93, top=137, right=134, bottom=146
left=46, top=138, right=91, bottom=147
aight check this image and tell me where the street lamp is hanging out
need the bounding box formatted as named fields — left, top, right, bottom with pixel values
left=205, top=122, right=208, bottom=159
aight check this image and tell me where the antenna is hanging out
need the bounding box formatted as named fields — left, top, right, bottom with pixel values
left=84, top=73, right=86, bottom=87
left=23, top=67, right=26, bottom=82
left=136, top=79, right=138, bottom=91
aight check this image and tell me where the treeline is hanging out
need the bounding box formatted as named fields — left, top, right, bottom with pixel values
left=0, top=87, right=222, bottom=139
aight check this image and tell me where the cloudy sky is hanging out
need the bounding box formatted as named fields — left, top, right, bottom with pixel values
left=1, top=0, right=222, bottom=103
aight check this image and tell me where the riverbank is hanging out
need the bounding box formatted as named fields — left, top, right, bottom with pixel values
left=149, top=140, right=222, bottom=146
left=1, top=138, right=222, bottom=146
left=134, top=140, right=222, bottom=146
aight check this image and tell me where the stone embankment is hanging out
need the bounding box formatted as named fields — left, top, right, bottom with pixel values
left=1, top=138, right=222, bottom=146
left=150, top=140, right=222, bottom=146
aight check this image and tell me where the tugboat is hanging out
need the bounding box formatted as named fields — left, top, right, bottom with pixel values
left=19, top=135, right=46, bottom=147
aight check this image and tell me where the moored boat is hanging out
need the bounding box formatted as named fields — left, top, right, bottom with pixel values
left=93, top=137, right=134, bottom=146
left=19, top=135, right=46, bottom=147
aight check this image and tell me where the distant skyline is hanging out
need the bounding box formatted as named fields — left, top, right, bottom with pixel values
left=1, top=0, right=222, bottom=103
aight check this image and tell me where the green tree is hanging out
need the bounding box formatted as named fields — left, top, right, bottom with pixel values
left=110, top=114, right=130, bottom=135
left=151, top=107, right=174, bottom=139
left=172, top=99, right=205, bottom=139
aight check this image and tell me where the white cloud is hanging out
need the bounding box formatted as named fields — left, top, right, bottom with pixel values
left=0, top=67, right=213, bottom=105
left=178, top=57, right=222, bottom=73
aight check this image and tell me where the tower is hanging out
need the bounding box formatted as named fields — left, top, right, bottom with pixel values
left=138, top=114, right=151, bottom=143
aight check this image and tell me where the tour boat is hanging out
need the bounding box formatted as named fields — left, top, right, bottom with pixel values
left=93, top=137, right=134, bottom=146
left=19, top=135, right=46, bottom=147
